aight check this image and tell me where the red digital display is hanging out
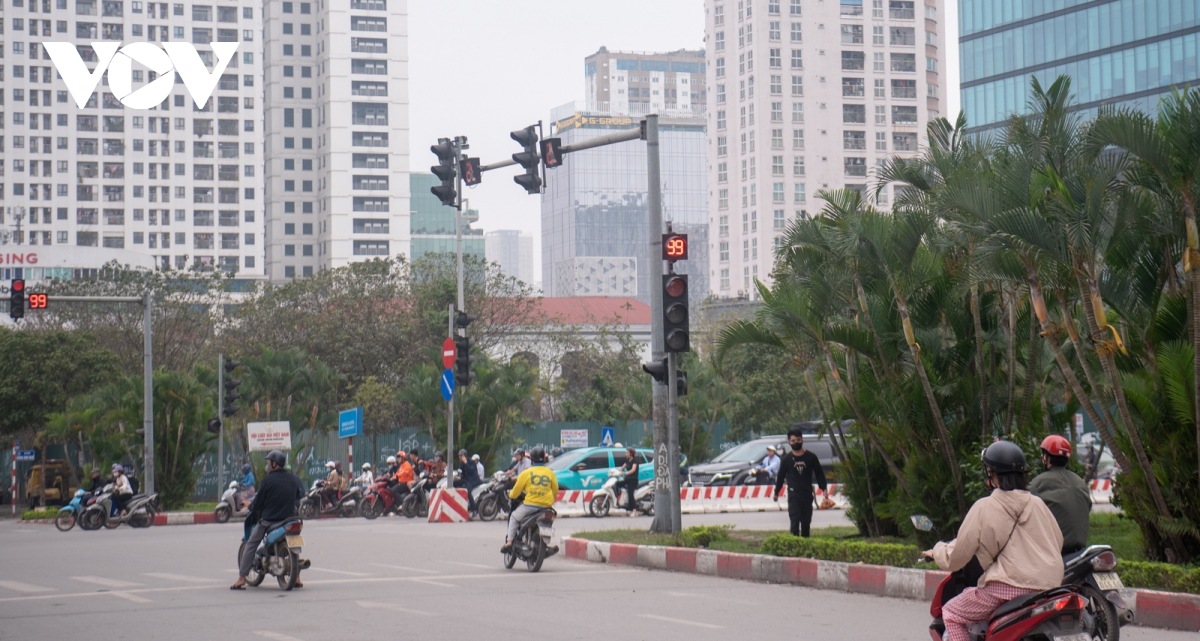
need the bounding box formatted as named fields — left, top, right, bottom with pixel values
left=28, top=293, right=47, bottom=309
left=662, top=233, right=689, bottom=261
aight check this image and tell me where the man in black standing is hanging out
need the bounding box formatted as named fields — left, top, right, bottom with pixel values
left=773, top=425, right=827, bottom=537
left=231, top=450, right=304, bottom=590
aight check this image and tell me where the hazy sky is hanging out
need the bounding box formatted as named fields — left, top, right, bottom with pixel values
left=408, top=0, right=960, bottom=281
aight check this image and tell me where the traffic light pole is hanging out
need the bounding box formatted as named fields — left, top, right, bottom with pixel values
left=644, top=114, right=674, bottom=534
left=667, top=351, right=681, bottom=533
left=447, top=303, right=455, bottom=474
left=454, top=137, right=466, bottom=311
left=217, top=352, right=224, bottom=500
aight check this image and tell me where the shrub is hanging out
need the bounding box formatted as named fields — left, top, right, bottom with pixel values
left=22, top=508, right=59, bottom=520
left=761, top=533, right=920, bottom=567
left=675, top=524, right=733, bottom=548
left=1116, top=560, right=1200, bottom=594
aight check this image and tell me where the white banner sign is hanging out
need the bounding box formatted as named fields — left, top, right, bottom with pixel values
left=247, top=422, right=292, bottom=452
left=560, top=429, right=589, bottom=449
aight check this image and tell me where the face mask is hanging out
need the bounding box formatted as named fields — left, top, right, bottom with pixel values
left=791, top=444, right=804, bottom=452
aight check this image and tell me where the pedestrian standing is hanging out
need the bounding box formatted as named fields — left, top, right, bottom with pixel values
left=619, top=447, right=640, bottom=516
left=772, top=426, right=827, bottom=537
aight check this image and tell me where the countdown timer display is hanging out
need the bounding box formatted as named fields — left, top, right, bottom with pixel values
left=28, top=293, right=48, bottom=309
left=661, top=233, right=689, bottom=261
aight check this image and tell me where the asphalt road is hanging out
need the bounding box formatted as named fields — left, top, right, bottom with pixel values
left=0, top=510, right=1188, bottom=641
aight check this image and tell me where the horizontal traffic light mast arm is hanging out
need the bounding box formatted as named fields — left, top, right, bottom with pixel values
left=46, top=295, right=146, bottom=303
left=480, top=157, right=518, bottom=172
left=478, top=125, right=643, bottom=173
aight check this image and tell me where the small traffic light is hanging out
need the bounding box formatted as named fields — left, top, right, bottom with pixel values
left=9, top=279, right=25, bottom=320
left=207, top=418, right=222, bottom=434
left=662, top=275, right=690, bottom=353
left=223, top=359, right=242, bottom=417
left=540, top=138, right=563, bottom=168
left=461, top=157, right=482, bottom=186
left=455, top=310, right=477, bottom=330
left=430, top=138, right=458, bottom=207
left=511, top=125, right=542, bottom=194
left=676, top=369, right=688, bottom=397
left=642, top=358, right=668, bottom=383
left=454, top=335, right=476, bottom=386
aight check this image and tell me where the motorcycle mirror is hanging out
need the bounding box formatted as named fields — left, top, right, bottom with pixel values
left=910, top=514, right=935, bottom=532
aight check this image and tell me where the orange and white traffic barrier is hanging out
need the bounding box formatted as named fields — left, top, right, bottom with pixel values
left=736, top=484, right=779, bottom=512
left=679, top=487, right=706, bottom=514
left=703, top=486, right=743, bottom=513
left=554, top=490, right=594, bottom=517
left=427, top=489, right=471, bottom=523
left=1089, top=479, right=1114, bottom=504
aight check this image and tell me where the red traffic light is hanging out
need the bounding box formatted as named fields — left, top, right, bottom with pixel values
left=665, top=276, right=687, bottom=298
left=662, top=233, right=689, bottom=261
left=11, top=279, right=24, bottom=292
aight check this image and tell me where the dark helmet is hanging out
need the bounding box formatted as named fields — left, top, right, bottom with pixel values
left=551, top=447, right=563, bottom=458
left=529, top=446, right=547, bottom=463
left=409, top=449, right=420, bottom=458
left=982, top=440, right=1027, bottom=474
left=458, top=449, right=467, bottom=457
left=241, top=463, right=251, bottom=474
left=266, top=450, right=287, bottom=467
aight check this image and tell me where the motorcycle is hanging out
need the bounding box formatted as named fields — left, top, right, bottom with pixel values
left=54, top=489, right=89, bottom=532
left=298, top=479, right=361, bottom=519
left=359, top=477, right=402, bottom=519
left=588, top=468, right=655, bottom=517
left=80, top=484, right=158, bottom=530
left=476, top=472, right=514, bottom=522
left=214, top=481, right=253, bottom=523
left=401, top=471, right=433, bottom=519
left=1062, top=545, right=1133, bottom=640
left=237, top=517, right=309, bottom=591
left=912, top=515, right=1100, bottom=641
left=503, top=506, right=559, bottom=573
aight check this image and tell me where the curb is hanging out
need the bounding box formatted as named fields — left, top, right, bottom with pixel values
left=563, top=537, right=1200, bottom=632
left=18, top=510, right=232, bottom=527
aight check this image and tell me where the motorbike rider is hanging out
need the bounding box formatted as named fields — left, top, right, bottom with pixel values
left=240, top=463, right=256, bottom=488
left=504, top=450, right=523, bottom=479
left=231, top=449, right=305, bottom=591
left=501, top=446, right=559, bottom=554
left=926, top=441, right=1064, bottom=641
left=384, top=455, right=399, bottom=479
left=456, top=449, right=482, bottom=514
left=473, top=454, right=485, bottom=480
left=619, top=447, right=641, bottom=516
left=87, top=468, right=105, bottom=494
left=1028, top=434, right=1091, bottom=554
left=390, top=451, right=415, bottom=504
left=356, top=463, right=374, bottom=487
left=752, top=445, right=781, bottom=485
left=111, top=464, right=133, bottom=517
left=427, top=452, right=447, bottom=487
left=317, top=461, right=341, bottom=510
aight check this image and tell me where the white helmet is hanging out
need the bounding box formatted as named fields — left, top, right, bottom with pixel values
left=471, top=454, right=480, bottom=461
left=325, top=461, right=336, bottom=469
left=386, top=456, right=397, bottom=464
left=362, top=463, right=372, bottom=470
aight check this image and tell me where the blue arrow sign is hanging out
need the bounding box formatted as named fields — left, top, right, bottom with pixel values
left=338, top=408, right=363, bottom=438
left=15, top=450, right=36, bottom=461
left=600, top=427, right=615, bottom=447
left=440, top=368, right=455, bottom=401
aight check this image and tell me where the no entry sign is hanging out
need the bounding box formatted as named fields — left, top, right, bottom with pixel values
left=442, top=337, right=456, bottom=369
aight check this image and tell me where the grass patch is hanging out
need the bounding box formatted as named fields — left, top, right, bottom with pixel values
left=177, top=502, right=217, bottom=512
left=573, top=524, right=898, bottom=555
left=21, top=508, right=59, bottom=520
left=1087, top=512, right=1143, bottom=561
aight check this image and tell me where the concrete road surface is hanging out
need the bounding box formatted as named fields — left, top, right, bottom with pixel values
left=0, top=511, right=1188, bottom=641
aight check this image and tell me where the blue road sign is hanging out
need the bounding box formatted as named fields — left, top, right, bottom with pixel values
left=600, top=427, right=616, bottom=447
left=15, top=450, right=36, bottom=461
left=338, top=408, right=363, bottom=438
left=440, top=368, right=455, bottom=401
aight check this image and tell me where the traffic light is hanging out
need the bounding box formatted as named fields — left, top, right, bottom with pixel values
left=461, top=157, right=482, bottom=186
left=9, top=279, right=25, bottom=320
left=430, top=138, right=458, bottom=207
left=662, top=275, right=690, bottom=353
left=642, top=358, right=667, bottom=383
left=511, top=125, right=542, bottom=194
left=223, top=359, right=242, bottom=417
left=454, top=311, right=477, bottom=386
left=207, top=418, right=222, bottom=434
left=676, top=369, right=688, bottom=397
left=540, top=138, right=563, bottom=168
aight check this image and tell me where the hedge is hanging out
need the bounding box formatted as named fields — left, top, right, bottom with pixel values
left=21, top=508, right=59, bottom=520
left=761, top=533, right=921, bottom=567
left=1117, top=560, right=1200, bottom=595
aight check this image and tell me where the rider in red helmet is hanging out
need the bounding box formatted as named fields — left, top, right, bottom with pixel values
left=1028, top=434, right=1091, bottom=553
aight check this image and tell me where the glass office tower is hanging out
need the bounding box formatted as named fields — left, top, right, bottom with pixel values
left=960, top=0, right=1200, bottom=131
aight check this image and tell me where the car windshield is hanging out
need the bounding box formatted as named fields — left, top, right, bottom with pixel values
left=712, top=441, right=773, bottom=463
left=546, top=451, right=586, bottom=471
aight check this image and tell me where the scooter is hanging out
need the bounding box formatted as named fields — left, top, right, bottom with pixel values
left=238, top=517, right=309, bottom=591
left=588, top=468, right=655, bottom=517
left=401, top=471, right=433, bottom=519
left=214, top=481, right=253, bottom=523
left=80, top=484, right=158, bottom=530
left=476, top=472, right=514, bottom=522
left=360, top=477, right=403, bottom=519
left=298, top=479, right=361, bottom=519
left=503, top=505, right=559, bottom=573
left=1062, top=545, right=1133, bottom=639
left=54, top=489, right=89, bottom=532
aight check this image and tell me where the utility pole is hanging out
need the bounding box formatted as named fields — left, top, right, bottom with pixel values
left=447, top=303, right=455, bottom=469
left=142, top=291, right=154, bottom=495
left=454, top=136, right=467, bottom=312
left=644, top=115, right=672, bottom=533
left=217, top=353, right=224, bottom=499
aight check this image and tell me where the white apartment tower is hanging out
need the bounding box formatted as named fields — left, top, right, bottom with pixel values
left=262, top=0, right=408, bottom=282
left=0, top=0, right=266, bottom=276
left=705, top=0, right=944, bottom=296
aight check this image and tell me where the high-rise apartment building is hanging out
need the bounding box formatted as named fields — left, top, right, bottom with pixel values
left=409, top=172, right=483, bottom=263
left=705, top=0, right=945, bottom=296
left=0, top=0, right=265, bottom=276
left=485, top=229, right=534, bottom=287
left=262, top=0, right=408, bottom=282
left=585, top=47, right=707, bottom=116
left=960, top=0, right=1200, bottom=132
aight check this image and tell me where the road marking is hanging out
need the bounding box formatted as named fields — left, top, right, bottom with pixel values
left=639, top=614, right=724, bottom=629
left=301, top=567, right=371, bottom=576
left=71, top=576, right=143, bottom=589
left=254, top=632, right=305, bottom=641
left=441, top=561, right=493, bottom=570
left=356, top=600, right=435, bottom=616
left=368, top=563, right=440, bottom=574
left=0, top=581, right=53, bottom=593
left=410, top=577, right=459, bottom=588
left=108, top=591, right=152, bottom=603
left=142, top=573, right=220, bottom=583
left=667, top=591, right=706, bottom=597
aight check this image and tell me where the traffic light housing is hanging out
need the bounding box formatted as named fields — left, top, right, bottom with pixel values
left=430, top=138, right=458, bottom=207
left=454, top=311, right=477, bottom=386
left=223, top=359, right=242, bottom=417
left=461, top=157, right=482, bottom=186
left=540, top=138, right=563, bottom=168
left=642, top=358, right=667, bottom=383
left=511, top=125, right=542, bottom=194
left=662, top=275, right=690, bottom=353
left=9, top=279, right=25, bottom=320
left=676, top=369, right=688, bottom=397
left=207, top=418, right=222, bottom=434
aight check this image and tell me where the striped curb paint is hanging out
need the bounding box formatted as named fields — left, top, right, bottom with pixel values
left=563, top=537, right=1200, bottom=632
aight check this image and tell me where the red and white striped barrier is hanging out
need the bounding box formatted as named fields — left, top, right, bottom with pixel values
left=1090, top=479, right=1114, bottom=504
left=680, top=487, right=706, bottom=514
left=703, top=486, right=743, bottom=513
left=735, top=485, right=779, bottom=512
left=427, top=489, right=471, bottom=523
left=554, top=490, right=595, bottom=517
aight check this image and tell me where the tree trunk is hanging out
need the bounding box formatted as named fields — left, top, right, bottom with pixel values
left=1018, top=299, right=1040, bottom=428
left=855, top=277, right=892, bottom=376
left=1058, top=292, right=1127, bottom=467
left=1185, top=197, right=1200, bottom=515
left=895, top=291, right=966, bottom=516
left=971, top=283, right=990, bottom=436
left=806, top=367, right=877, bottom=537
left=1004, top=289, right=1018, bottom=433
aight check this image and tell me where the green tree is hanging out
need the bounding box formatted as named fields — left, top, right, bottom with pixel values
left=0, top=329, right=118, bottom=439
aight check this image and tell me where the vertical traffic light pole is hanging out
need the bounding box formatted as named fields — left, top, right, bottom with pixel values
left=645, top=115, right=673, bottom=534
left=447, top=304, right=455, bottom=473
left=454, top=137, right=466, bottom=312
left=142, top=291, right=155, bottom=496
left=217, top=353, right=224, bottom=499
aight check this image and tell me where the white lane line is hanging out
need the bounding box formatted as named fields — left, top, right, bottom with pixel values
left=639, top=614, right=724, bottom=629
left=72, top=576, right=143, bottom=589
left=108, top=591, right=152, bottom=603
left=441, top=561, right=493, bottom=570
left=0, top=581, right=53, bottom=593
left=368, top=563, right=440, bottom=574
left=142, top=573, right=220, bottom=583
left=301, top=567, right=371, bottom=576
left=667, top=591, right=706, bottom=597
left=254, top=632, right=305, bottom=641
left=410, top=577, right=459, bottom=588
left=356, top=600, right=436, bottom=616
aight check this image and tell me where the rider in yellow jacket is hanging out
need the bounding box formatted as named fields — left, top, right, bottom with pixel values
left=502, top=446, right=558, bottom=553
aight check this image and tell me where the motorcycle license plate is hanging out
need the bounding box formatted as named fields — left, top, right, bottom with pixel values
left=539, top=526, right=554, bottom=538
left=1093, top=572, right=1123, bottom=590
left=1052, top=635, right=1090, bottom=641
left=286, top=535, right=304, bottom=548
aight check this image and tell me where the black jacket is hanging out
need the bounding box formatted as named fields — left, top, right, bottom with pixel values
left=773, top=449, right=827, bottom=498
left=250, top=467, right=304, bottom=523
left=458, top=460, right=481, bottom=487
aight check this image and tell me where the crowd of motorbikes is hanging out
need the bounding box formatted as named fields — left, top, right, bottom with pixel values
left=54, top=482, right=159, bottom=532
